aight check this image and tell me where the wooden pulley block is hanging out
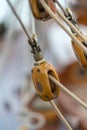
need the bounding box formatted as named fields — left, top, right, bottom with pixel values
left=31, top=61, right=60, bottom=101
left=29, top=0, right=50, bottom=21
left=72, top=34, right=87, bottom=70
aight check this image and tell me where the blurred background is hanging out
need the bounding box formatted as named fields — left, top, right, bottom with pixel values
left=0, top=0, right=87, bottom=130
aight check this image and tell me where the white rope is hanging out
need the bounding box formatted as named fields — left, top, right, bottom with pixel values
left=49, top=75, right=87, bottom=109
left=56, top=6, right=87, bottom=45
left=19, top=108, right=46, bottom=130
left=6, top=1, right=87, bottom=130
left=31, top=13, right=36, bottom=35
left=55, top=0, right=68, bottom=16
left=50, top=100, right=73, bottom=130
left=39, top=0, right=87, bottom=55
left=6, top=0, right=31, bottom=40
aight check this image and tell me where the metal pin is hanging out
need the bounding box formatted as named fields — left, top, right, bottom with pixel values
left=39, top=0, right=87, bottom=55
left=55, top=6, right=87, bottom=45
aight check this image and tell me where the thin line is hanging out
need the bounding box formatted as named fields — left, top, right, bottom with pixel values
left=56, top=7, right=87, bottom=45
left=55, top=0, right=87, bottom=45
left=55, top=0, right=68, bottom=16
left=6, top=0, right=31, bottom=40
left=50, top=100, right=73, bottom=130
left=49, top=75, right=87, bottom=109
left=39, top=0, right=87, bottom=55
left=31, top=13, right=36, bottom=34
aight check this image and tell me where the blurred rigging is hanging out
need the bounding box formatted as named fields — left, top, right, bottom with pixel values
left=0, top=0, right=87, bottom=130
